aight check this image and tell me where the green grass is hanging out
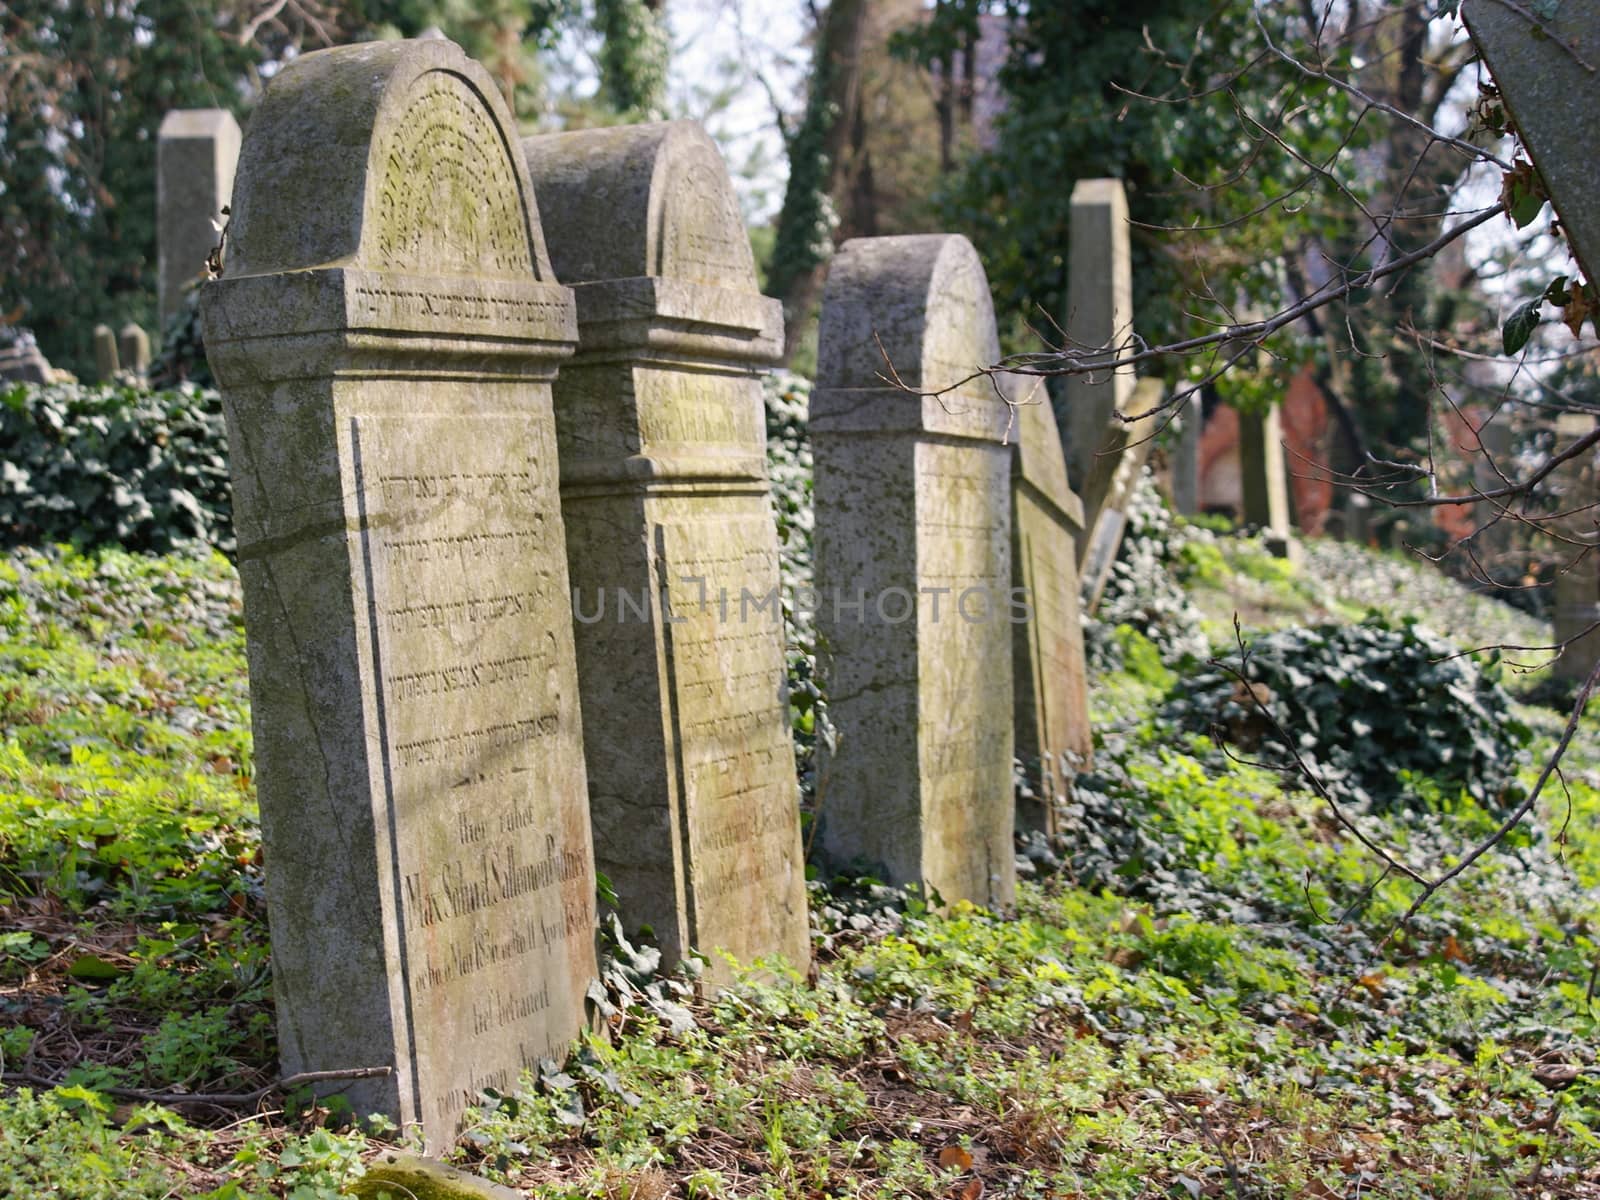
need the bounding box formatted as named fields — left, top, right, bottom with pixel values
left=1, top=541, right=1597, bottom=1198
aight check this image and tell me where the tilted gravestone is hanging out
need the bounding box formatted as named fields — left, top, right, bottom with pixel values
left=1239, top=403, right=1298, bottom=561
left=1079, top=378, right=1165, bottom=613
left=159, top=109, right=241, bottom=328
left=812, top=234, right=1015, bottom=909
left=1005, top=371, right=1091, bottom=834
left=520, top=121, right=808, bottom=979
left=93, top=323, right=120, bottom=382
left=1552, top=412, right=1600, bottom=683
left=200, top=38, right=597, bottom=1150
left=1061, top=178, right=1135, bottom=491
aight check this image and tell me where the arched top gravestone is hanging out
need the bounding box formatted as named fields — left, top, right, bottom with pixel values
left=200, top=37, right=595, bottom=1154
left=207, top=37, right=573, bottom=365
left=521, top=121, right=780, bottom=360
left=517, top=119, right=806, bottom=982
left=812, top=234, right=1009, bottom=442
left=522, top=120, right=755, bottom=289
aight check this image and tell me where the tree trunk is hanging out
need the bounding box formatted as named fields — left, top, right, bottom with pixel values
left=765, top=0, right=869, bottom=363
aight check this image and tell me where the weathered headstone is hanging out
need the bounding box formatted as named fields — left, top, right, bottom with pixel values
left=200, top=38, right=596, bottom=1150
left=1061, top=178, right=1134, bottom=490
left=1079, top=378, right=1165, bottom=613
left=93, top=323, right=119, bottom=382
left=159, top=109, right=241, bottom=328
left=1239, top=403, right=1297, bottom=560
left=1465, top=0, right=1600, bottom=284
left=520, top=121, right=808, bottom=979
left=118, top=323, right=150, bottom=379
left=1552, top=412, right=1600, bottom=683
left=812, top=234, right=1015, bottom=909
left=1006, top=372, right=1091, bottom=834
left=1171, top=398, right=1202, bottom=517
left=0, top=331, right=52, bottom=384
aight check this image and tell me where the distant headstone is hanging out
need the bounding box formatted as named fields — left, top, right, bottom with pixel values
left=118, top=323, right=150, bottom=379
left=158, top=109, right=241, bottom=328
left=1171, top=398, right=1202, bottom=517
left=1465, top=0, right=1600, bottom=283
left=200, top=38, right=596, bottom=1150
left=1006, top=372, right=1091, bottom=834
left=0, top=330, right=52, bottom=384
left=520, top=121, right=808, bottom=980
left=92, top=324, right=120, bottom=382
left=1062, top=179, right=1134, bottom=489
left=1552, top=412, right=1600, bottom=683
left=812, top=234, right=1015, bottom=909
left=1079, top=378, right=1165, bottom=613
left=1239, top=404, right=1297, bottom=560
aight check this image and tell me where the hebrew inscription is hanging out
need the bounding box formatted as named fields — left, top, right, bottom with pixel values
left=356, top=413, right=589, bottom=1139
left=369, top=71, right=534, bottom=278
left=658, top=516, right=804, bottom=957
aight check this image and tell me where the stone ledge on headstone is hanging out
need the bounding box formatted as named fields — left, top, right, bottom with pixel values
left=201, top=36, right=597, bottom=1152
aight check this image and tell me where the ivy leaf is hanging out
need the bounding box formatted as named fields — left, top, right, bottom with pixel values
left=1502, top=300, right=1542, bottom=355
left=1501, top=160, right=1547, bottom=229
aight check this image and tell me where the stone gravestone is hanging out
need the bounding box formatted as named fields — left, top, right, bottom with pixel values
left=93, top=324, right=119, bottom=382
left=119, top=323, right=150, bottom=380
left=812, top=234, right=1015, bottom=910
left=1061, top=178, right=1134, bottom=491
left=1552, top=413, right=1600, bottom=683
left=1079, top=378, right=1166, bottom=613
left=0, top=330, right=52, bottom=384
left=520, top=121, right=809, bottom=979
left=1465, top=0, right=1600, bottom=283
left=200, top=38, right=596, bottom=1150
left=159, top=109, right=242, bottom=328
left=1239, top=403, right=1297, bottom=560
left=1171, top=399, right=1202, bottom=517
left=1006, top=372, right=1091, bottom=835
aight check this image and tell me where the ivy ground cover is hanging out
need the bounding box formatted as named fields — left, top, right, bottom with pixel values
left=1, top=541, right=1598, bottom=1198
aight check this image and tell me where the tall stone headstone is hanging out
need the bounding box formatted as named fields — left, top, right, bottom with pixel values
left=118, top=323, right=150, bottom=379
left=1171, top=398, right=1203, bottom=517
left=1078, top=380, right=1165, bottom=612
left=520, top=121, right=808, bottom=979
left=1006, top=372, right=1091, bottom=834
left=1240, top=403, right=1297, bottom=560
left=200, top=38, right=596, bottom=1150
left=1062, top=179, right=1134, bottom=490
left=92, top=323, right=119, bottom=382
left=159, top=109, right=242, bottom=328
left=1552, top=413, right=1600, bottom=683
left=1465, top=0, right=1600, bottom=284
left=812, top=234, right=1015, bottom=910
